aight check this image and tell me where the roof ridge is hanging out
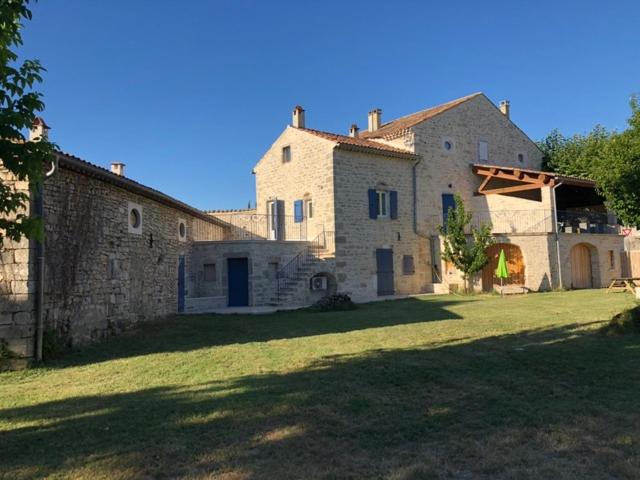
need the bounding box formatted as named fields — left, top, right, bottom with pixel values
left=361, top=92, right=483, bottom=139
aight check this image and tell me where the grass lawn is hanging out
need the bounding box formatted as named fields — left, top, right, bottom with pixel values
left=1, top=290, right=639, bottom=479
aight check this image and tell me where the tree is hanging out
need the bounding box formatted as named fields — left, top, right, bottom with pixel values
left=0, top=0, right=54, bottom=244
left=438, top=194, right=493, bottom=292
left=537, top=96, right=640, bottom=227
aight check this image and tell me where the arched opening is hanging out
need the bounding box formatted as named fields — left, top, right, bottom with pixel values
left=570, top=243, right=595, bottom=289
left=482, top=243, right=525, bottom=292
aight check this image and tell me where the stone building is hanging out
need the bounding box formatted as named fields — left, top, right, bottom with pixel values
left=0, top=93, right=628, bottom=368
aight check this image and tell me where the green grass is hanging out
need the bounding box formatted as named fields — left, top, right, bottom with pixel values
left=1, top=290, right=639, bottom=479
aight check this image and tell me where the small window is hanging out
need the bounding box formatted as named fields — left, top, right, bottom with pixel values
left=178, top=218, right=187, bottom=242
left=609, top=250, right=615, bottom=270
left=479, top=141, right=488, bottom=161
left=376, top=191, right=389, bottom=218
left=306, top=200, right=313, bottom=219
left=402, top=255, right=415, bottom=275
left=282, top=146, right=291, bottom=163
left=127, top=202, right=143, bottom=234
left=269, top=261, right=279, bottom=279
left=203, top=263, right=216, bottom=282
left=517, top=153, right=525, bottom=163
left=441, top=137, right=455, bottom=153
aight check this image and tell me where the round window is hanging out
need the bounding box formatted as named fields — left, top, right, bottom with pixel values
left=444, top=140, right=453, bottom=151
left=179, top=222, right=186, bottom=238
left=129, top=208, right=141, bottom=229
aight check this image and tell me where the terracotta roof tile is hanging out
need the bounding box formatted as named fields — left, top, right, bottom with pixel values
left=360, top=93, right=482, bottom=139
left=299, top=127, right=417, bottom=159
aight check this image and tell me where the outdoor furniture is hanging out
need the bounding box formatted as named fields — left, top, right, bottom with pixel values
left=606, top=277, right=640, bottom=294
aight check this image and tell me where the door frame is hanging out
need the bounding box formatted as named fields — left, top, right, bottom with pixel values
left=267, top=200, right=278, bottom=240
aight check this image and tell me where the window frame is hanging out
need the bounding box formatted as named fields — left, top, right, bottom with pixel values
left=441, top=137, right=455, bottom=154
left=203, top=263, right=216, bottom=282
left=282, top=145, right=292, bottom=163
left=127, top=201, right=143, bottom=235
left=178, top=218, right=187, bottom=242
left=306, top=199, right=313, bottom=219
left=478, top=140, right=489, bottom=162
left=376, top=190, right=389, bottom=218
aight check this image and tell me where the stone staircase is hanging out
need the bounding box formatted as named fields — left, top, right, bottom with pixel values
left=269, top=232, right=330, bottom=306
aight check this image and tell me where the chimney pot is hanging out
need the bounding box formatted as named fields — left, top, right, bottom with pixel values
left=368, top=108, right=382, bottom=132
left=111, top=162, right=126, bottom=176
left=499, top=100, right=510, bottom=119
left=292, top=105, right=305, bottom=128
left=29, top=116, right=50, bottom=142
left=349, top=123, right=360, bottom=138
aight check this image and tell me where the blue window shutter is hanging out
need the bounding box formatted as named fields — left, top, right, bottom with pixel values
left=294, top=200, right=303, bottom=223
left=390, top=191, right=398, bottom=219
left=368, top=189, right=377, bottom=219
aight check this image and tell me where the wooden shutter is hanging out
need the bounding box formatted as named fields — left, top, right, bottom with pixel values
left=390, top=191, right=398, bottom=219
left=368, top=189, right=377, bottom=219
left=294, top=200, right=304, bottom=223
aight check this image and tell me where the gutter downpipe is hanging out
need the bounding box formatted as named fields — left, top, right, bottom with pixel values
left=35, top=158, right=57, bottom=362
left=552, top=181, right=564, bottom=290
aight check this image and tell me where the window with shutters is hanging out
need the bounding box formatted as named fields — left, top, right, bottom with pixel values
left=376, top=191, right=389, bottom=218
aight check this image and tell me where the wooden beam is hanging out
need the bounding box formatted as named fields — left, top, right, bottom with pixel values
left=480, top=182, right=545, bottom=195
left=477, top=175, right=493, bottom=194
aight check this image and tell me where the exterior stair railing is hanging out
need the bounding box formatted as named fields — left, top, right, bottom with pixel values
left=275, top=229, right=327, bottom=302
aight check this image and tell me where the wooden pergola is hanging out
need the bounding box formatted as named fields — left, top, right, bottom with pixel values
left=472, top=164, right=595, bottom=196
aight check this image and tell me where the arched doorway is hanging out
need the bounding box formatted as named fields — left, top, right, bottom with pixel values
left=482, top=243, right=525, bottom=292
left=570, top=243, right=593, bottom=289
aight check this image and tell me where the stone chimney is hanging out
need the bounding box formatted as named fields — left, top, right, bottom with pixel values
left=368, top=108, right=382, bottom=132
left=499, top=100, right=510, bottom=119
left=29, top=117, right=50, bottom=142
left=349, top=123, right=360, bottom=138
left=110, top=162, right=125, bottom=176
left=292, top=105, right=305, bottom=128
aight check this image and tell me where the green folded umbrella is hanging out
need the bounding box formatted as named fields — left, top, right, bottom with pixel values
left=495, top=249, right=509, bottom=294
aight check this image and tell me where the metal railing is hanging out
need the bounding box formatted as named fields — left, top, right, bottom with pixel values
left=275, top=230, right=327, bottom=301
left=204, top=213, right=309, bottom=241
left=431, top=209, right=619, bottom=235
left=556, top=210, right=620, bottom=234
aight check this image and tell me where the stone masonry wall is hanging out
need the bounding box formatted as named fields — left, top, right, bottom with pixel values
left=0, top=166, right=36, bottom=368
left=39, top=166, right=204, bottom=349
left=254, top=127, right=336, bottom=244
left=187, top=240, right=335, bottom=310
left=332, top=149, right=432, bottom=302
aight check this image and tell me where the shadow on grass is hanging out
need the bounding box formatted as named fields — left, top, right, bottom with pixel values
left=2, top=322, right=640, bottom=479
left=47, top=296, right=473, bottom=368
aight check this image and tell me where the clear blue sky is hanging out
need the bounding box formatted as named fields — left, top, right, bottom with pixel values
left=19, top=0, right=640, bottom=210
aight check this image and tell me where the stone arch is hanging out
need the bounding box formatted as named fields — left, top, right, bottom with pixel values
left=482, top=243, right=526, bottom=292
left=570, top=242, right=599, bottom=289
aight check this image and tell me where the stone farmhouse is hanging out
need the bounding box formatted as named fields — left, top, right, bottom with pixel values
left=0, top=93, right=632, bottom=368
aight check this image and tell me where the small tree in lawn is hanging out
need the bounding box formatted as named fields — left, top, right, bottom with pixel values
left=438, top=194, right=493, bottom=292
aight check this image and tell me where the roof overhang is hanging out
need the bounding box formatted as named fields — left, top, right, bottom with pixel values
left=472, top=164, right=596, bottom=195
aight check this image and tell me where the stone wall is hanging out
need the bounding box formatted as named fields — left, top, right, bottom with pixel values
left=187, top=240, right=334, bottom=310
left=0, top=166, right=36, bottom=369
left=254, top=127, right=336, bottom=244
left=332, top=149, right=432, bottom=302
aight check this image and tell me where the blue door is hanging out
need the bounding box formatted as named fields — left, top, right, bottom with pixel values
left=178, top=255, right=185, bottom=313
left=376, top=249, right=394, bottom=296
left=442, top=194, right=456, bottom=231
left=228, top=258, right=249, bottom=307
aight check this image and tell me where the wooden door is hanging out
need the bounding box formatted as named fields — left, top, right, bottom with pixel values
left=571, top=244, right=592, bottom=289
left=228, top=258, right=249, bottom=306
left=376, top=249, right=394, bottom=296
left=482, top=243, right=525, bottom=292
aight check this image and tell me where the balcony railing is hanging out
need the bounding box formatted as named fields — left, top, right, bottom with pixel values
left=556, top=210, right=620, bottom=234
left=431, top=209, right=620, bottom=235
left=201, top=213, right=309, bottom=241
